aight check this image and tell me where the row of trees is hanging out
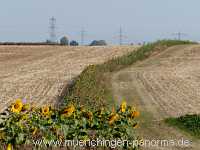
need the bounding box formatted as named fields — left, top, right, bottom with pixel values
left=60, top=36, right=79, bottom=46
left=59, top=36, right=107, bottom=46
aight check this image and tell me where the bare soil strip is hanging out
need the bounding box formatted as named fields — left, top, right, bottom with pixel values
left=112, top=45, right=200, bottom=150
left=0, top=45, right=137, bottom=111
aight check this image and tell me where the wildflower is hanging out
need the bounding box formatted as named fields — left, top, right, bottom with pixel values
left=62, top=104, right=75, bottom=117
left=109, top=113, right=119, bottom=125
left=7, top=143, right=12, bottom=150
left=41, top=106, right=50, bottom=116
left=131, top=111, right=140, bottom=118
left=11, top=99, right=23, bottom=113
left=120, top=101, right=127, bottom=113
left=22, top=98, right=27, bottom=103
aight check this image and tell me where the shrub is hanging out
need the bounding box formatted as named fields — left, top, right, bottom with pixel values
left=90, top=40, right=107, bottom=46
left=70, top=40, right=79, bottom=46
left=166, top=114, right=200, bottom=138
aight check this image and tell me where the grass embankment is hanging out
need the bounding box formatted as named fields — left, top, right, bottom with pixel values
left=165, top=114, right=200, bottom=139
left=64, top=40, right=196, bottom=108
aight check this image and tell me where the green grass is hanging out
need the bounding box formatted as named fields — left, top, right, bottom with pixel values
left=165, top=114, right=200, bottom=139
left=63, top=40, right=196, bottom=108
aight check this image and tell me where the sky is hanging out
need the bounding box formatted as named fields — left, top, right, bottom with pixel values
left=0, top=0, right=200, bottom=44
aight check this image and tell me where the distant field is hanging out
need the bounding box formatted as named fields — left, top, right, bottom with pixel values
left=0, top=45, right=138, bottom=111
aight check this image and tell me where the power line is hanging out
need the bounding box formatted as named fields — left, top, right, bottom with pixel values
left=118, top=27, right=128, bottom=45
left=172, top=32, right=188, bottom=40
left=81, top=28, right=86, bottom=45
left=49, top=17, right=57, bottom=43
left=119, top=27, right=123, bottom=45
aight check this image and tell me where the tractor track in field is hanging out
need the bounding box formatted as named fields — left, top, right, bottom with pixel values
left=112, top=45, right=200, bottom=150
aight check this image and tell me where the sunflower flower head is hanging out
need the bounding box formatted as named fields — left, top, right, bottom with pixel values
left=62, top=104, right=75, bottom=117
left=41, top=106, right=50, bottom=116
left=131, top=110, right=140, bottom=118
left=109, top=113, right=119, bottom=125
left=11, top=99, right=23, bottom=113
left=120, top=101, right=127, bottom=113
left=7, top=143, right=12, bottom=150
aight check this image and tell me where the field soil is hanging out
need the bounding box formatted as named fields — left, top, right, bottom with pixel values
left=0, top=45, right=137, bottom=111
left=112, top=45, right=200, bottom=150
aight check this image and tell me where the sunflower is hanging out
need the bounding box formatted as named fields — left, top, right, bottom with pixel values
left=131, top=110, right=140, bottom=118
left=62, top=104, right=75, bottom=117
left=41, top=106, right=50, bottom=116
left=7, top=144, right=12, bottom=150
left=120, top=101, right=127, bottom=113
left=11, top=99, right=23, bottom=113
left=109, top=113, right=119, bottom=125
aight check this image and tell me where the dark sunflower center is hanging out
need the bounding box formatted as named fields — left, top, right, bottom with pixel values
left=14, top=104, right=19, bottom=109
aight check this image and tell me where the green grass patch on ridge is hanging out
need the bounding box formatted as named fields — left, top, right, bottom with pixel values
left=63, top=40, right=196, bottom=108
left=165, top=114, right=200, bottom=139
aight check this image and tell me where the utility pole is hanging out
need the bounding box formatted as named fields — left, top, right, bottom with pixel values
left=118, top=27, right=128, bottom=45
left=49, top=17, right=57, bottom=43
left=81, top=28, right=86, bottom=46
left=172, top=32, right=187, bottom=40
left=119, top=27, right=123, bottom=45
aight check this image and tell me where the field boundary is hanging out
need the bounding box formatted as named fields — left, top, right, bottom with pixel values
left=62, top=40, right=196, bottom=108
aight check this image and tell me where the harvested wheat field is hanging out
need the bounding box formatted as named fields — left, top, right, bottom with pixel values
left=113, top=44, right=200, bottom=119
left=112, top=44, right=200, bottom=150
left=0, top=45, right=138, bottom=111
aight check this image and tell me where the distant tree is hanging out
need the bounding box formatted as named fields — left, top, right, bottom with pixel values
left=70, top=40, right=79, bottom=46
left=60, top=36, right=69, bottom=45
left=90, top=40, right=107, bottom=46
left=46, top=40, right=52, bottom=44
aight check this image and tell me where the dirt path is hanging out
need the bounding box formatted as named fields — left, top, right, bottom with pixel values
left=111, top=45, right=200, bottom=150
left=0, top=45, right=137, bottom=111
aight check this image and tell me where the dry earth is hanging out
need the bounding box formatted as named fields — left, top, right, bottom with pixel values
left=112, top=45, right=200, bottom=150
left=0, top=45, right=137, bottom=111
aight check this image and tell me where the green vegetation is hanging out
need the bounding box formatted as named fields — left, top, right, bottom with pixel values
left=0, top=99, right=140, bottom=149
left=165, top=114, right=200, bottom=139
left=64, top=40, right=196, bottom=108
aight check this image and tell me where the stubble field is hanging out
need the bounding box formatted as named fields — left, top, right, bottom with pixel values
left=0, top=45, right=137, bottom=111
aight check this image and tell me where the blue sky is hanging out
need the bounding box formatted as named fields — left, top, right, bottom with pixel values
left=0, top=0, right=199, bottom=44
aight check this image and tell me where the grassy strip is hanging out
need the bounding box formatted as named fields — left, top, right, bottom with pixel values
left=63, top=40, right=196, bottom=108
left=165, top=114, right=200, bottom=139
